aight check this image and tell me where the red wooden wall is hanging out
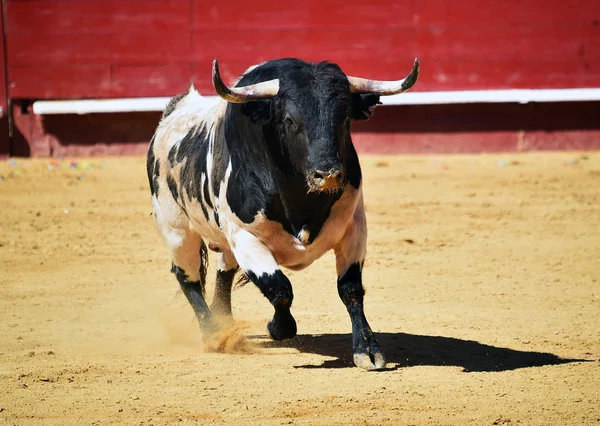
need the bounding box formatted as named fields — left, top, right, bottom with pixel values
left=2, top=0, right=600, bottom=156
left=5, top=0, right=600, bottom=100
left=0, top=4, right=8, bottom=158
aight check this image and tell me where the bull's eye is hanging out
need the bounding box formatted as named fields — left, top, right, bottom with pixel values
left=283, top=114, right=297, bottom=130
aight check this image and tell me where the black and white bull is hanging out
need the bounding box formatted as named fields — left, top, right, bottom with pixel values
left=147, top=57, right=419, bottom=370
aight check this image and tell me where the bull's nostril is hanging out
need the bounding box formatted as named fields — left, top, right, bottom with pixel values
left=312, top=171, right=325, bottom=180
left=310, top=169, right=343, bottom=188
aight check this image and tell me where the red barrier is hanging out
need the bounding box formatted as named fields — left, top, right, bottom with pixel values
left=2, top=0, right=600, bottom=156
left=5, top=0, right=600, bottom=99
left=0, top=6, right=8, bottom=157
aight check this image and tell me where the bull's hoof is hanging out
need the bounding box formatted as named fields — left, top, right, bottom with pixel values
left=353, top=351, right=386, bottom=371
left=353, top=333, right=386, bottom=370
left=267, top=309, right=297, bottom=341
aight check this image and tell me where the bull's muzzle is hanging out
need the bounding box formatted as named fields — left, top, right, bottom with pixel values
left=307, top=169, right=344, bottom=192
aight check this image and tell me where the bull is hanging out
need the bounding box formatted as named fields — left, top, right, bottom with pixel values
left=147, top=57, right=419, bottom=370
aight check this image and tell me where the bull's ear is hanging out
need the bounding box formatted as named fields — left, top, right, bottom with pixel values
left=351, top=94, right=381, bottom=121
left=241, top=100, right=272, bottom=125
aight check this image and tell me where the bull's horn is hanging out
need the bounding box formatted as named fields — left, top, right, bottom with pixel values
left=212, top=59, right=280, bottom=103
left=348, top=58, right=419, bottom=95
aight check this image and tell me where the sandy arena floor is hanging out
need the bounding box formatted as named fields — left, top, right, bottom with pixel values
left=0, top=152, right=599, bottom=425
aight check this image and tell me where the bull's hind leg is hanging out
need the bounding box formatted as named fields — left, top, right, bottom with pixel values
left=152, top=196, right=214, bottom=334
left=227, top=225, right=296, bottom=340
left=165, top=230, right=215, bottom=333
left=334, top=195, right=385, bottom=370
left=170, top=235, right=214, bottom=333
left=210, top=249, right=239, bottom=317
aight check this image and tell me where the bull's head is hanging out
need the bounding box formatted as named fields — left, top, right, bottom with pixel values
left=212, top=58, right=419, bottom=193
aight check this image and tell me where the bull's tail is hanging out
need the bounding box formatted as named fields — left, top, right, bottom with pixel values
left=199, top=240, right=209, bottom=289
left=234, top=272, right=251, bottom=290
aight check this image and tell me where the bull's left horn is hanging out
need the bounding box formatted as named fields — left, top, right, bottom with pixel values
left=348, top=58, right=419, bottom=95
left=212, top=59, right=280, bottom=103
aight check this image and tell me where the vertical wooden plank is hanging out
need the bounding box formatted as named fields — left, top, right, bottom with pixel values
left=0, top=0, right=9, bottom=158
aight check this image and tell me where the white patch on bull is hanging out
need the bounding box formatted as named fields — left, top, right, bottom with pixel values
left=227, top=223, right=279, bottom=277
left=217, top=249, right=238, bottom=272
left=179, top=184, right=224, bottom=246
left=296, top=226, right=310, bottom=245
left=333, top=191, right=367, bottom=277
left=151, top=194, right=201, bottom=282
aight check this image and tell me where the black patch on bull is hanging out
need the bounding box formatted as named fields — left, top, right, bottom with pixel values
left=351, top=93, right=381, bottom=121
left=146, top=136, right=162, bottom=196
left=146, top=137, right=156, bottom=195
left=337, top=262, right=383, bottom=365
left=166, top=173, right=179, bottom=201
left=162, top=92, right=187, bottom=119
left=174, top=126, right=215, bottom=223
left=202, top=173, right=213, bottom=209
left=167, top=144, right=177, bottom=168
left=246, top=269, right=296, bottom=340
left=221, top=58, right=367, bottom=242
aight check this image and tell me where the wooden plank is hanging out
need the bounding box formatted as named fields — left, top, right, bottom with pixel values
left=9, top=64, right=197, bottom=99
left=354, top=102, right=600, bottom=134
left=190, top=27, right=416, bottom=75
left=6, top=0, right=600, bottom=101
left=11, top=55, right=599, bottom=100
left=415, top=24, right=600, bottom=61
left=352, top=130, right=600, bottom=154
left=7, top=31, right=191, bottom=66
left=414, top=0, right=600, bottom=27
left=16, top=100, right=600, bottom=156
left=111, top=64, right=196, bottom=97
left=8, top=65, right=112, bottom=99
left=352, top=101, right=600, bottom=153
left=5, top=0, right=191, bottom=35
left=0, top=5, right=8, bottom=157
left=414, top=58, right=600, bottom=91
left=42, top=111, right=160, bottom=157
left=191, top=0, right=413, bottom=29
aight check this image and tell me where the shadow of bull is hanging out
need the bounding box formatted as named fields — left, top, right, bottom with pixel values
left=251, top=332, right=588, bottom=371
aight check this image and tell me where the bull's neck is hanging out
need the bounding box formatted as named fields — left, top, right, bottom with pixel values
left=224, top=114, right=350, bottom=240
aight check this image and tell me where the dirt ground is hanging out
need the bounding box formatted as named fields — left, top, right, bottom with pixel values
left=0, top=152, right=599, bottom=425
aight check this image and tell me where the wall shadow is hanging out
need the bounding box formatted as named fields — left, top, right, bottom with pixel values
left=353, top=101, right=600, bottom=134
left=251, top=332, right=587, bottom=372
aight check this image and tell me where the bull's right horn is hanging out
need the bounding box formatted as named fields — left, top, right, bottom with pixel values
left=212, top=59, right=280, bottom=103
left=348, top=58, right=419, bottom=95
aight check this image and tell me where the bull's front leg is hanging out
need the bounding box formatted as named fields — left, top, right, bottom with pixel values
left=334, top=195, right=385, bottom=370
left=228, top=226, right=297, bottom=340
